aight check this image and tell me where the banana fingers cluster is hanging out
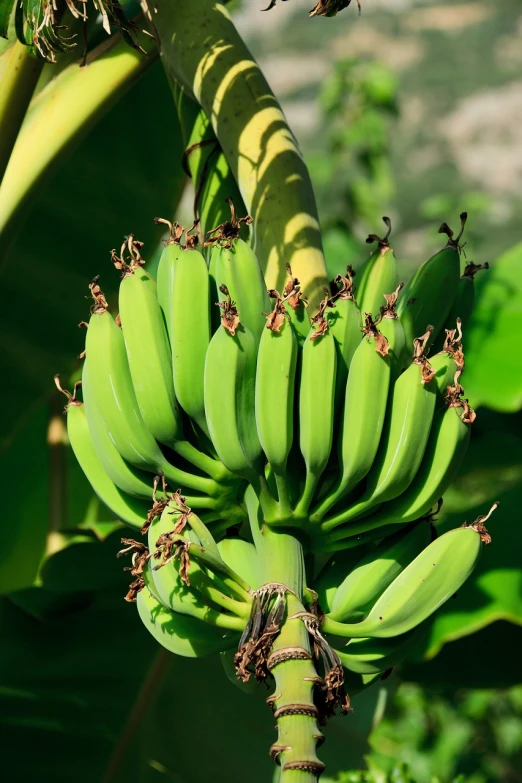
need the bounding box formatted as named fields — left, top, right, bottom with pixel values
left=59, top=206, right=494, bottom=735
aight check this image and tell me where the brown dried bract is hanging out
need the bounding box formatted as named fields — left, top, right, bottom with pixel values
left=283, top=264, right=307, bottom=310
left=265, top=291, right=287, bottom=333
left=412, top=326, right=434, bottom=383
left=110, top=235, right=146, bottom=279
left=204, top=198, right=253, bottom=249
left=378, top=282, right=404, bottom=322
left=445, top=369, right=476, bottom=423
left=366, top=216, right=392, bottom=250
left=362, top=313, right=389, bottom=357
left=117, top=538, right=150, bottom=602
left=153, top=532, right=191, bottom=586
left=235, top=584, right=288, bottom=683
left=294, top=611, right=351, bottom=720
left=310, top=289, right=331, bottom=341
left=141, top=474, right=169, bottom=535
left=309, top=0, right=360, bottom=16
left=154, top=217, right=185, bottom=246
left=463, top=502, right=498, bottom=545
left=171, top=490, right=192, bottom=535
left=54, top=375, right=82, bottom=411
left=439, top=212, right=467, bottom=252
left=217, top=285, right=240, bottom=336
left=462, top=261, right=489, bottom=280
left=331, top=266, right=356, bottom=304
left=88, top=276, right=109, bottom=315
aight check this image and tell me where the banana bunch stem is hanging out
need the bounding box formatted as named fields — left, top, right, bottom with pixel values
left=141, top=0, right=328, bottom=307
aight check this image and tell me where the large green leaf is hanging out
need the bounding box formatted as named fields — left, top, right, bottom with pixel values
left=0, top=58, right=185, bottom=451
left=464, top=243, right=522, bottom=413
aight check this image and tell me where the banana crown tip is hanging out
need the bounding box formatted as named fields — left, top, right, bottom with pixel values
left=204, top=199, right=252, bottom=249
left=111, top=234, right=146, bottom=278
left=54, top=375, right=82, bottom=410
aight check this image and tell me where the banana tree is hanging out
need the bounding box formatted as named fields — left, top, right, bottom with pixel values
left=0, top=2, right=499, bottom=781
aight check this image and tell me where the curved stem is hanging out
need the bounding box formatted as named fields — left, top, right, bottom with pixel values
left=173, top=438, right=231, bottom=482
left=141, top=0, right=328, bottom=308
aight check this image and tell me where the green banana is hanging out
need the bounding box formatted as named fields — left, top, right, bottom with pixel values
left=332, top=374, right=474, bottom=541
left=57, top=380, right=150, bottom=529
left=322, top=508, right=495, bottom=639
left=204, top=290, right=263, bottom=480
left=255, top=293, right=298, bottom=513
left=295, top=296, right=337, bottom=516
left=322, top=327, right=438, bottom=531
left=329, top=521, right=433, bottom=622
left=355, top=217, right=397, bottom=321
left=327, top=267, right=362, bottom=418
left=312, top=545, right=373, bottom=614
left=147, top=501, right=248, bottom=623
left=81, top=360, right=162, bottom=500
left=206, top=199, right=271, bottom=344
left=84, top=279, right=216, bottom=497
left=155, top=220, right=212, bottom=435
left=398, top=213, right=467, bottom=354
left=217, top=538, right=261, bottom=590
left=334, top=622, right=430, bottom=676
left=137, top=581, right=238, bottom=658
left=116, top=251, right=184, bottom=449
left=432, top=261, right=489, bottom=353
left=310, top=314, right=391, bottom=523
left=376, top=284, right=406, bottom=381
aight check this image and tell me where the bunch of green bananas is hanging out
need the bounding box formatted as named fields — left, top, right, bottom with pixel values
left=58, top=205, right=495, bottom=771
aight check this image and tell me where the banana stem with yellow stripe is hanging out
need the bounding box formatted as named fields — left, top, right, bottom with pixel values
left=141, top=0, right=328, bottom=309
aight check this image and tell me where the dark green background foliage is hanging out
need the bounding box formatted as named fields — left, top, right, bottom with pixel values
left=1, top=1, right=522, bottom=781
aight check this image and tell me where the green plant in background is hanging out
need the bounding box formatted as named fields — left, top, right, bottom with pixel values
left=2, top=1, right=522, bottom=782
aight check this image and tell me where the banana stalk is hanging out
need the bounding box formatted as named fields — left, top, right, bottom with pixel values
left=140, top=0, right=328, bottom=308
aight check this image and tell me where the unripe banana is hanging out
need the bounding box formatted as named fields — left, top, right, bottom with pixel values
left=204, top=290, right=263, bottom=480
left=323, top=507, right=495, bottom=639
left=81, top=360, right=161, bottom=499
left=217, top=538, right=261, bottom=590
left=255, top=294, right=297, bottom=511
left=398, top=213, right=467, bottom=355
left=147, top=501, right=247, bottom=624
left=334, top=622, right=430, bottom=676
left=313, top=544, right=373, bottom=614
left=84, top=280, right=216, bottom=496
left=310, top=314, right=391, bottom=523
left=295, top=297, right=337, bottom=515
left=137, top=577, right=238, bottom=658
left=57, top=381, right=150, bottom=529
left=322, top=327, right=438, bottom=530
left=117, top=255, right=184, bottom=449
left=207, top=200, right=270, bottom=344
left=329, top=521, right=432, bottom=622
left=335, top=374, right=474, bottom=540
left=432, top=261, right=489, bottom=353
left=155, top=220, right=212, bottom=434
left=327, top=267, right=361, bottom=418
left=355, top=217, right=397, bottom=321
